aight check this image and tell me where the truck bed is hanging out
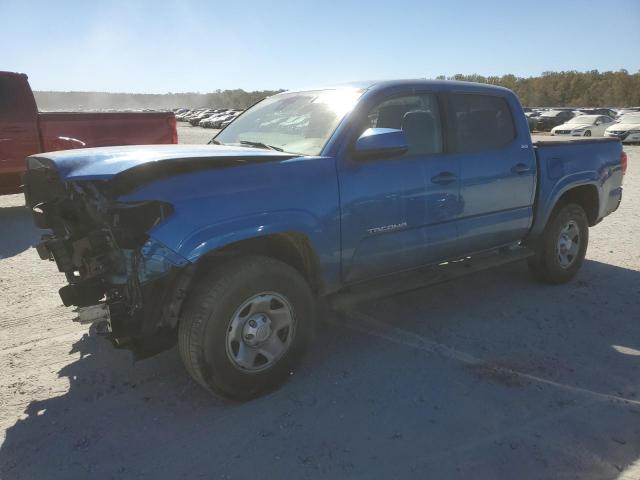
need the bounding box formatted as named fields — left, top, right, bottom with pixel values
left=38, top=111, right=177, bottom=151
left=532, top=135, right=619, bottom=146
left=529, top=136, right=624, bottom=241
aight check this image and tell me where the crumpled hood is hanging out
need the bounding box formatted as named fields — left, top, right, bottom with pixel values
left=28, top=144, right=300, bottom=181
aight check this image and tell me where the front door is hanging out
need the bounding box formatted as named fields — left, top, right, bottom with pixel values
left=339, top=93, right=461, bottom=283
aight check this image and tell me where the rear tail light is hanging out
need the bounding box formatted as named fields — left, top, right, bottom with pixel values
left=168, top=115, right=178, bottom=144
left=621, top=151, right=628, bottom=176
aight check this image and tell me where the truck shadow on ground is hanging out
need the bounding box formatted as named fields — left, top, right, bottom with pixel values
left=0, top=205, right=40, bottom=259
left=1, top=259, right=640, bottom=479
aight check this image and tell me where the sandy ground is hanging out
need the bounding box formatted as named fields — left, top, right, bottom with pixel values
left=1, top=126, right=639, bottom=479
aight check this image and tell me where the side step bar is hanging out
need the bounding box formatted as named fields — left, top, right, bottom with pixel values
left=328, top=246, right=535, bottom=310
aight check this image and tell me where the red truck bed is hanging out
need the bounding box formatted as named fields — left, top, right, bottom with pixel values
left=0, top=71, right=177, bottom=195
left=39, top=112, right=177, bottom=151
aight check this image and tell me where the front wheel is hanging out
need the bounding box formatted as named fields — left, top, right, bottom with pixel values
left=528, top=203, right=589, bottom=284
left=178, top=256, right=315, bottom=400
left=584, top=130, right=592, bottom=137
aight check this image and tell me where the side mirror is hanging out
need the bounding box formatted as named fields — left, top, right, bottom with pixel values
left=353, top=128, right=408, bottom=159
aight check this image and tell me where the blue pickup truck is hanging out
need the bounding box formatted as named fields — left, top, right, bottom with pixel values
left=24, top=80, right=626, bottom=399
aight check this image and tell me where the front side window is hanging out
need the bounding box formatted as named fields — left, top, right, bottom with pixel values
left=362, top=94, right=443, bottom=155
left=450, top=94, right=516, bottom=153
left=215, top=89, right=363, bottom=156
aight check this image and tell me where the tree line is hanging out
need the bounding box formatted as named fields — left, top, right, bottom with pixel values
left=34, top=70, right=639, bottom=111
left=34, top=88, right=284, bottom=111
left=436, top=70, right=640, bottom=107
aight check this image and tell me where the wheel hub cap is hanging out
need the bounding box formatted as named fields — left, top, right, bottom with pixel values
left=242, top=314, right=272, bottom=346
left=225, top=292, right=296, bottom=372
left=556, top=220, right=580, bottom=268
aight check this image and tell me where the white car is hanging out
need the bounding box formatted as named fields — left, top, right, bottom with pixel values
left=605, top=113, right=640, bottom=144
left=615, top=108, right=640, bottom=119
left=551, top=115, right=615, bottom=137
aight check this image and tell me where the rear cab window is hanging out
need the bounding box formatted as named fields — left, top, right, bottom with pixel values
left=0, top=74, right=37, bottom=121
left=449, top=93, right=516, bottom=153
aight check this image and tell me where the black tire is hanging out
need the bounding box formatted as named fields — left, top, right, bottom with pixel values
left=584, top=130, right=592, bottom=137
left=178, top=256, right=315, bottom=400
left=528, top=203, right=589, bottom=284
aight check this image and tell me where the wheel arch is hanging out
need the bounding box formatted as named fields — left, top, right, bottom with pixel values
left=192, top=232, right=325, bottom=295
left=555, top=184, right=599, bottom=225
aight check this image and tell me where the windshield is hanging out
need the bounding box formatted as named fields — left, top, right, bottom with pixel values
left=541, top=111, right=563, bottom=117
left=214, top=89, right=364, bottom=155
left=567, top=115, right=598, bottom=124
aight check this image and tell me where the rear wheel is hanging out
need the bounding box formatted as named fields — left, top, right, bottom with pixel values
left=528, top=203, right=589, bottom=284
left=178, top=256, right=315, bottom=400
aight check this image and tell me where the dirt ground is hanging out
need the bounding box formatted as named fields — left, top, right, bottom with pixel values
left=1, top=126, right=639, bottom=479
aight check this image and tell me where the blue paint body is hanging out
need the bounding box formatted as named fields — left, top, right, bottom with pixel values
left=35, top=80, right=624, bottom=295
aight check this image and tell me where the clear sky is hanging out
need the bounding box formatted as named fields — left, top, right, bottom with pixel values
left=2, top=0, right=639, bottom=93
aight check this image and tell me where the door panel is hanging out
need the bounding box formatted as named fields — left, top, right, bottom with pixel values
left=340, top=153, right=460, bottom=281
left=449, top=93, right=536, bottom=253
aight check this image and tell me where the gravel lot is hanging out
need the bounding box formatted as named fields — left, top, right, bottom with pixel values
left=1, top=126, right=639, bottom=479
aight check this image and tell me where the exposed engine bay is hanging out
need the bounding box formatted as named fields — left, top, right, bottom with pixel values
left=23, top=159, right=193, bottom=357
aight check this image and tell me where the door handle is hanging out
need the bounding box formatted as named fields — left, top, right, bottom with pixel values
left=431, top=172, right=457, bottom=185
left=511, top=163, right=531, bottom=174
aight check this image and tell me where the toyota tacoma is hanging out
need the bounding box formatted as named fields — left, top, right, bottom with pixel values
left=24, top=80, right=626, bottom=399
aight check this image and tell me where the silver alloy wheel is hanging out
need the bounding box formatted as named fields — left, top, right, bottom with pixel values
left=556, top=220, right=580, bottom=268
left=225, top=292, right=295, bottom=372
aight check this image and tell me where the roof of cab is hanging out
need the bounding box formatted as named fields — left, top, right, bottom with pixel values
left=287, top=79, right=513, bottom=95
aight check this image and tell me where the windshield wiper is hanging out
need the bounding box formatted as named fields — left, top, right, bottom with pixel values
left=208, top=138, right=222, bottom=145
left=239, top=140, right=284, bottom=152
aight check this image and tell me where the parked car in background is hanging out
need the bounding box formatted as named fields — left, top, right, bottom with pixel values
left=551, top=115, right=615, bottom=137
left=190, top=109, right=218, bottom=126
left=605, top=113, right=640, bottom=144
left=176, top=109, right=198, bottom=121
left=535, top=110, right=575, bottom=131
left=578, top=108, right=618, bottom=118
left=525, top=110, right=542, bottom=132
left=200, top=110, right=231, bottom=128
left=24, top=80, right=626, bottom=399
left=0, top=71, right=177, bottom=195
left=211, top=112, right=238, bottom=128
left=615, top=108, right=640, bottom=119
left=182, top=109, right=208, bottom=122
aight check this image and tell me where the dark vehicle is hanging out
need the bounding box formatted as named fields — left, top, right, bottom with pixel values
left=535, top=110, right=575, bottom=131
left=0, top=71, right=178, bottom=195
left=579, top=108, right=618, bottom=118
left=526, top=111, right=542, bottom=132
left=24, top=80, right=625, bottom=399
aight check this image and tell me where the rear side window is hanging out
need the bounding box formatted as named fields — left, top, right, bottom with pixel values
left=450, top=94, right=516, bottom=153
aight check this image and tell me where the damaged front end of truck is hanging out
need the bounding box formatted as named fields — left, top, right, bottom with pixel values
left=23, top=156, right=195, bottom=358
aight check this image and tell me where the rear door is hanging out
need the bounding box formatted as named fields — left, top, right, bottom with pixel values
left=339, top=92, right=461, bottom=282
left=449, top=92, right=536, bottom=253
left=0, top=73, right=40, bottom=193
